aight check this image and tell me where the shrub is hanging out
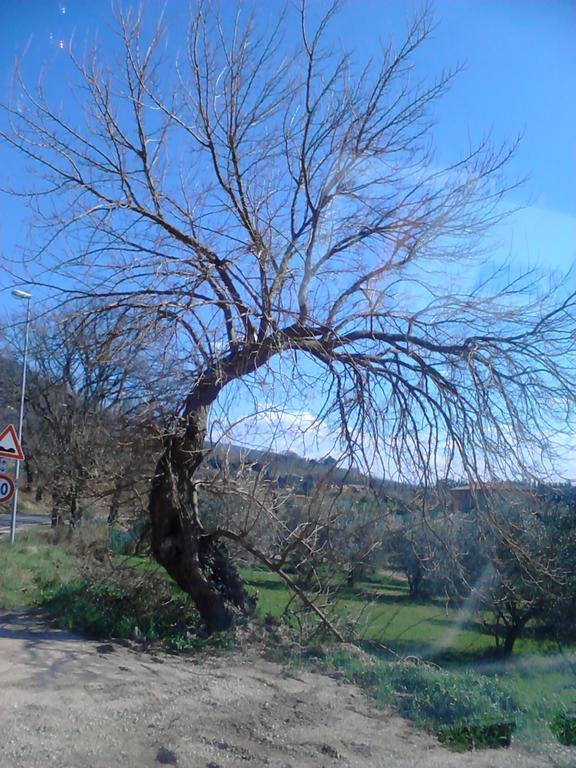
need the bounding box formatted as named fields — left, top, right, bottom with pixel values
left=42, top=566, right=201, bottom=647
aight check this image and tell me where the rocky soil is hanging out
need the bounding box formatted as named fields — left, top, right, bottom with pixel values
left=0, top=610, right=573, bottom=768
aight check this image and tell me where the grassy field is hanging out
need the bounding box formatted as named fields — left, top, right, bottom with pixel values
left=244, top=565, right=576, bottom=748
left=0, top=529, right=78, bottom=608
left=244, top=567, right=556, bottom=658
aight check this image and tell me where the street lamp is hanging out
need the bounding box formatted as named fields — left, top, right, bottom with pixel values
left=10, top=289, right=32, bottom=544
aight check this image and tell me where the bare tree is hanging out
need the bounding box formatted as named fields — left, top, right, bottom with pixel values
left=2, top=2, right=575, bottom=632
left=3, top=307, right=173, bottom=528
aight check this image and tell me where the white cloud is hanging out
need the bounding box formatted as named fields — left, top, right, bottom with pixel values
left=209, top=401, right=339, bottom=460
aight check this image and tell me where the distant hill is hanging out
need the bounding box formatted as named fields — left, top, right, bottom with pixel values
left=204, top=440, right=414, bottom=498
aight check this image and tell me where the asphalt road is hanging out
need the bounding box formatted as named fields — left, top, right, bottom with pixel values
left=0, top=513, right=50, bottom=537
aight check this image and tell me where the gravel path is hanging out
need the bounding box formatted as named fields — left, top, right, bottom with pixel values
left=0, top=610, right=572, bottom=767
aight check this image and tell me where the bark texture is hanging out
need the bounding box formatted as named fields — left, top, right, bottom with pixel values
left=149, top=381, right=252, bottom=633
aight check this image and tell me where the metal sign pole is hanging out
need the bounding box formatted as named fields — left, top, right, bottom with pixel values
left=10, top=294, right=31, bottom=544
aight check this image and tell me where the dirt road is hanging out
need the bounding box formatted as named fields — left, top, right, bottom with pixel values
left=0, top=610, right=572, bottom=768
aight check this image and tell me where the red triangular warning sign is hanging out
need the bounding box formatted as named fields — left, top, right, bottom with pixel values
left=0, top=425, right=25, bottom=461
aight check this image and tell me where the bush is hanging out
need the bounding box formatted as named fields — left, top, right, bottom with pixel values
left=42, top=566, right=202, bottom=648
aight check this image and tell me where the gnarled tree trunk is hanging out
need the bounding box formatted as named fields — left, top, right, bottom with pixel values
left=149, top=381, right=252, bottom=633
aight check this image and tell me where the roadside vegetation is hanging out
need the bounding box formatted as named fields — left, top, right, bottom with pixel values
left=0, top=528, right=78, bottom=609
left=0, top=526, right=228, bottom=652
left=303, top=649, right=520, bottom=751
left=297, top=647, right=576, bottom=752
left=251, top=565, right=576, bottom=750
left=2, top=523, right=575, bottom=753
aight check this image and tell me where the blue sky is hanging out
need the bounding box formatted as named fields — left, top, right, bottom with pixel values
left=1, top=1, right=574, bottom=297
left=0, top=0, right=575, bottom=474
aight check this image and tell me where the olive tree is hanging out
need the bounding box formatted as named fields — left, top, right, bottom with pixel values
left=395, top=486, right=576, bottom=656
left=476, top=488, right=576, bottom=656
left=2, top=2, right=575, bottom=633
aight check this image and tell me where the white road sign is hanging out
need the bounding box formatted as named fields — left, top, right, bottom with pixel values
left=0, top=474, right=15, bottom=504
left=0, top=425, right=25, bottom=461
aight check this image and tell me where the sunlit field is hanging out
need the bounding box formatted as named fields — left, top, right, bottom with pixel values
left=244, top=565, right=576, bottom=746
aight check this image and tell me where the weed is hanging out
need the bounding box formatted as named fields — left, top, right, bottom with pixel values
left=385, top=662, right=518, bottom=729
left=42, top=568, right=200, bottom=646
left=549, top=711, right=576, bottom=746
left=312, top=650, right=520, bottom=750
left=437, top=721, right=516, bottom=751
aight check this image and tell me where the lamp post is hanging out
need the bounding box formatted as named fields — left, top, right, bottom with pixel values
left=10, top=289, right=32, bottom=544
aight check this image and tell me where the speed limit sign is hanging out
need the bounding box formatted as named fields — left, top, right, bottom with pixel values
left=0, top=474, right=15, bottom=504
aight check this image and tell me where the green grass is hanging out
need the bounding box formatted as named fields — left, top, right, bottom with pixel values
left=0, top=535, right=233, bottom=651
left=301, top=647, right=576, bottom=752
left=246, top=565, right=576, bottom=750
left=300, top=649, right=520, bottom=750
left=43, top=576, right=223, bottom=651
left=0, top=529, right=78, bottom=607
left=549, top=712, right=576, bottom=746
left=243, top=567, right=567, bottom=660
left=244, top=566, right=483, bottom=651
left=3, top=539, right=474, bottom=657
left=242, top=569, right=294, bottom=616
